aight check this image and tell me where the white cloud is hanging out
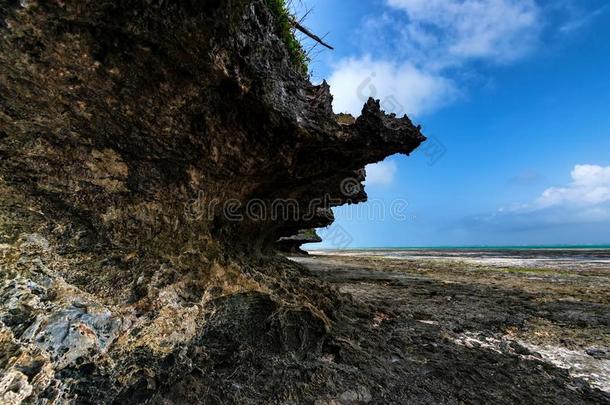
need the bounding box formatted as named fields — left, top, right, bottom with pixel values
left=325, top=1, right=602, bottom=119
left=559, top=4, right=610, bottom=33
left=328, top=56, right=456, bottom=116
left=365, top=160, right=398, bottom=186
left=387, top=0, right=540, bottom=63
left=536, top=164, right=610, bottom=208
left=327, top=1, right=544, bottom=118
left=490, top=164, right=610, bottom=226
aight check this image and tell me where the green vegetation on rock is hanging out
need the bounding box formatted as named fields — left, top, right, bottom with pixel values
left=266, top=0, right=309, bottom=77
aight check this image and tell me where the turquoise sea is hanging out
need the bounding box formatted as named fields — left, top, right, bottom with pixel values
left=330, top=245, right=610, bottom=250
left=310, top=246, right=610, bottom=270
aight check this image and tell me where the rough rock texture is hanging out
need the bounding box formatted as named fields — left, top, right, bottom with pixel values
left=276, top=229, right=322, bottom=255
left=0, top=1, right=429, bottom=403
left=0, top=0, right=424, bottom=255
left=4, top=1, right=606, bottom=404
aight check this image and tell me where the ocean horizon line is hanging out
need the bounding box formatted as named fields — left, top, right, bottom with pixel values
left=309, top=244, right=610, bottom=251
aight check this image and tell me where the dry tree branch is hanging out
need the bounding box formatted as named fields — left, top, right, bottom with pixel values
left=290, top=18, right=334, bottom=50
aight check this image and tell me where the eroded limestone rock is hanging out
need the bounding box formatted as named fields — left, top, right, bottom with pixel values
left=0, top=0, right=425, bottom=402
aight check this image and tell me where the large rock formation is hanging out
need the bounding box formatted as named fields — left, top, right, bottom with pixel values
left=276, top=229, right=322, bottom=255
left=0, top=0, right=424, bottom=255
left=0, top=0, right=425, bottom=403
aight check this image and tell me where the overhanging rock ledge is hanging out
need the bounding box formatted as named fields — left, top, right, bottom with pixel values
left=0, top=1, right=424, bottom=403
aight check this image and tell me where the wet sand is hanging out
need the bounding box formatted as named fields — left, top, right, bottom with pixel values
left=292, top=254, right=610, bottom=398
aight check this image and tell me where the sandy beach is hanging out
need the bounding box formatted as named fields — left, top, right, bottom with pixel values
left=292, top=253, right=610, bottom=401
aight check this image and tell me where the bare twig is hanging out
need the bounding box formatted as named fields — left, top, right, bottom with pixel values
left=290, top=18, right=334, bottom=50
left=298, top=8, right=313, bottom=24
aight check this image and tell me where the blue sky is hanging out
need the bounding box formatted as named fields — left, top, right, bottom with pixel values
left=293, top=0, right=610, bottom=248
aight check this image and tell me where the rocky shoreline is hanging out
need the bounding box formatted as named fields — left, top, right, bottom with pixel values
left=0, top=1, right=425, bottom=402
left=3, top=237, right=609, bottom=403
left=1, top=1, right=608, bottom=403
left=293, top=254, right=610, bottom=402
